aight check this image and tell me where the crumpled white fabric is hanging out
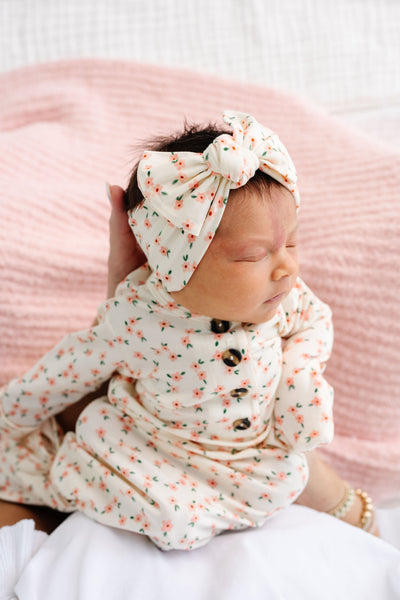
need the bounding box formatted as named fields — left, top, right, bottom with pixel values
left=0, top=520, right=46, bottom=600
left=6, top=506, right=400, bottom=600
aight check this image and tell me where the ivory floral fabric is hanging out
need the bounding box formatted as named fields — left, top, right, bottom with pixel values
left=0, top=268, right=334, bottom=550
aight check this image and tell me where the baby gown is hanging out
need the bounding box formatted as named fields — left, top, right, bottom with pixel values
left=0, top=265, right=334, bottom=550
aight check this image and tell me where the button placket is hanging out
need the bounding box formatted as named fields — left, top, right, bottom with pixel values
left=217, top=328, right=258, bottom=437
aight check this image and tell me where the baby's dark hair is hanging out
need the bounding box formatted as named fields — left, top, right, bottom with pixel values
left=124, top=121, right=279, bottom=212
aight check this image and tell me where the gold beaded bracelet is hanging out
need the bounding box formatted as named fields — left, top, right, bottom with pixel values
left=326, top=485, right=375, bottom=533
left=327, top=483, right=355, bottom=518
left=355, top=488, right=375, bottom=532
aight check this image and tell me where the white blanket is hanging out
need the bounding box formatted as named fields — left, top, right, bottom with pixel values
left=3, top=507, right=399, bottom=600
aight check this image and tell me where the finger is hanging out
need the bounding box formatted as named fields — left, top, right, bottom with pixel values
left=106, top=183, right=125, bottom=213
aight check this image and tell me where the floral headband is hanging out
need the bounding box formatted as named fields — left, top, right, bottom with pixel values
left=128, top=110, right=299, bottom=292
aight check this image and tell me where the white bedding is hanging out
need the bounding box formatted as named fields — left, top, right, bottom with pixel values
left=1, top=0, right=400, bottom=149
left=1, top=1, right=399, bottom=597
left=1, top=506, right=399, bottom=600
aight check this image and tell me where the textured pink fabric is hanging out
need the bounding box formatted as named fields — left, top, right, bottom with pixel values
left=0, top=59, right=399, bottom=503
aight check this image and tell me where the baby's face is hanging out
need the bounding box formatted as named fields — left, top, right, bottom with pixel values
left=170, top=185, right=299, bottom=324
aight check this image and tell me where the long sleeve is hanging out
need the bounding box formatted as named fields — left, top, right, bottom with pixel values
left=273, top=278, right=334, bottom=451
left=0, top=299, right=121, bottom=435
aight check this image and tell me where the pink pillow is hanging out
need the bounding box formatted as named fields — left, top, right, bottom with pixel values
left=0, top=59, right=399, bottom=503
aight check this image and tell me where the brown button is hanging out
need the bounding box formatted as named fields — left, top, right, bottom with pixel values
left=222, top=348, right=242, bottom=367
left=230, top=388, right=249, bottom=398
left=210, top=319, right=230, bottom=334
left=233, top=418, right=251, bottom=431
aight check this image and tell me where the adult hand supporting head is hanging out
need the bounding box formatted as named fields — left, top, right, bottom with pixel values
left=106, top=183, right=146, bottom=298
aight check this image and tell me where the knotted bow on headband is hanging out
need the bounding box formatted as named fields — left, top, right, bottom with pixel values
left=129, top=110, right=299, bottom=292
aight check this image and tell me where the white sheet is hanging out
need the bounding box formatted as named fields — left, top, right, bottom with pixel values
left=9, top=507, right=400, bottom=600
left=0, top=0, right=399, bottom=149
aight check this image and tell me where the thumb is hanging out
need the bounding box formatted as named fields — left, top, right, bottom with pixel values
left=105, top=182, right=126, bottom=213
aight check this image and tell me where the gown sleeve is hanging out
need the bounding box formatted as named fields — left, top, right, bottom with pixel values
left=0, top=297, right=124, bottom=436
left=272, top=277, right=334, bottom=452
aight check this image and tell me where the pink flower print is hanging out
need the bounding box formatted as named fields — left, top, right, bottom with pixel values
left=187, top=233, right=196, bottom=245
left=191, top=362, right=199, bottom=371
left=296, top=414, right=304, bottom=425
left=142, top=520, right=151, bottom=532
left=161, top=520, right=173, bottom=533
left=190, top=179, right=200, bottom=190
left=321, top=413, right=331, bottom=423
left=181, top=335, right=191, bottom=346
left=172, top=400, right=182, bottom=409
left=259, top=492, right=271, bottom=500
left=120, top=467, right=130, bottom=478
left=119, top=516, right=127, bottom=526
left=197, top=370, right=206, bottom=381
left=160, top=246, right=170, bottom=257
left=104, top=504, right=114, bottom=514
left=144, top=218, right=152, bottom=229
left=287, top=406, right=298, bottom=415
left=169, top=352, right=179, bottom=361
left=153, top=184, right=163, bottom=194
left=204, top=232, right=214, bottom=243
left=222, top=398, right=231, bottom=409
left=182, top=220, right=195, bottom=231
left=207, top=478, right=218, bottom=488
left=214, top=384, right=225, bottom=393
left=96, top=427, right=106, bottom=440
left=286, top=376, right=295, bottom=389
left=170, top=372, right=183, bottom=382
left=277, top=472, right=288, bottom=481
left=192, top=389, right=204, bottom=400
left=195, top=193, right=206, bottom=203
left=310, top=396, right=322, bottom=407
left=174, top=198, right=183, bottom=210
left=144, top=176, right=154, bottom=188
left=143, top=475, right=153, bottom=489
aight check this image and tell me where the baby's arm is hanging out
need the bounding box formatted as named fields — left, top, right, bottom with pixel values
left=273, top=278, right=334, bottom=451
left=0, top=302, right=120, bottom=436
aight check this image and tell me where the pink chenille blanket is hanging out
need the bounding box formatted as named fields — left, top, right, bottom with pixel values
left=0, top=59, right=399, bottom=503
